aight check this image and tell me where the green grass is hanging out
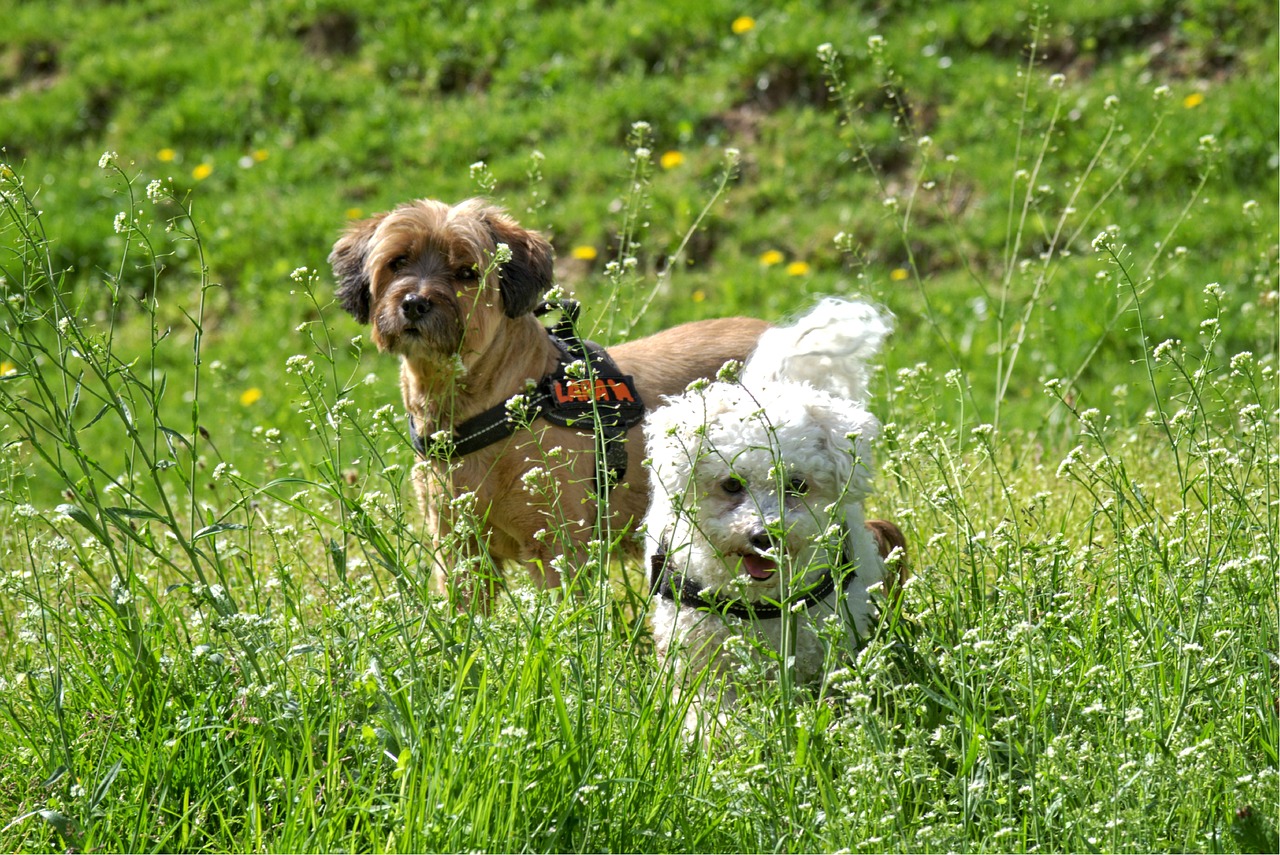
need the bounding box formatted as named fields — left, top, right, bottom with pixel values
left=1, top=0, right=1277, bottom=851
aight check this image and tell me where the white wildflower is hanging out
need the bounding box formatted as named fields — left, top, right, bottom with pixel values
left=1152, top=339, right=1180, bottom=361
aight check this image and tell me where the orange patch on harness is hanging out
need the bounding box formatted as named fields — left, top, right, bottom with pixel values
left=553, top=377, right=637, bottom=405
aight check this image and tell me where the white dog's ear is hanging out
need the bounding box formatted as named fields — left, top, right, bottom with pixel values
left=643, top=402, right=694, bottom=502
left=806, top=399, right=880, bottom=500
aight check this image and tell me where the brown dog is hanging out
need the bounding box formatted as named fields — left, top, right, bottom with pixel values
left=329, top=198, right=768, bottom=607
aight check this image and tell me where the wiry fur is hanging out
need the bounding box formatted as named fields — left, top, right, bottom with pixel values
left=329, top=198, right=769, bottom=609
left=643, top=298, right=905, bottom=733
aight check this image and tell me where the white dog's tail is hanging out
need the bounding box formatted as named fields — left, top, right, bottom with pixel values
left=742, top=297, right=892, bottom=402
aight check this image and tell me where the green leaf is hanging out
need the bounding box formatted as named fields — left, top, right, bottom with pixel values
left=328, top=538, right=346, bottom=577
left=39, top=765, right=68, bottom=789
left=36, top=810, right=76, bottom=843
left=192, top=522, right=247, bottom=543
left=2, top=810, right=79, bottom=845
left=89, top=759, right=122, bottom=812
left=55, top=503, right=109, bottom=543
left=104, top=506, right=166, bottom=525
left=159, top=424, right=193, bottom=453
left=83, top=403, right=111, bottom=430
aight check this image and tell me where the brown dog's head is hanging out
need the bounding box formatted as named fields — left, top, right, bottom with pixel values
left=328, top=198, right=555, bottom=359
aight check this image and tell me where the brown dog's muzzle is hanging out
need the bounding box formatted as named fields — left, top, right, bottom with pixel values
left=373, top=283, right=464, bottom=356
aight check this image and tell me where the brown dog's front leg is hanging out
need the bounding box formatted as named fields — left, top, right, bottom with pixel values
left=424, top=536, right=500, bottom=614
left=526, top=557, right=560, bottom=590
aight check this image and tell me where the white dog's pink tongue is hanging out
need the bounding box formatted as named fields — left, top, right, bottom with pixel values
left=741, top=554, right=778, bottom=580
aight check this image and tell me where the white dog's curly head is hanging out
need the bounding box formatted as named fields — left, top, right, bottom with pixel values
left=645, top=378, right=881, bottom=604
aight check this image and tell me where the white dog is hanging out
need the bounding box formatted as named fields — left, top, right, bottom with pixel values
left=643, top=298, right=906, bottom=731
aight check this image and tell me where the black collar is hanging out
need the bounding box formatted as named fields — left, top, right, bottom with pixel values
left=406, top=300, right=646, bottom=488
left=648, top=532, right=855, bottom=620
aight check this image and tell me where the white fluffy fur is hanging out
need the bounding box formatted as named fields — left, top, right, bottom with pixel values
left=644, top=298, right=893, bottom=732
left=743, top=296, right=893, bottom=402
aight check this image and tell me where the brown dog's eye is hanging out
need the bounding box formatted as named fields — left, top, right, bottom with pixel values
left=388, top=254, right=410, bottom=273
left=787, top=477, right=809, bottom=497
left=720, top=477, right=744, bottom=495
left=454, top=265, right=479, bottom=282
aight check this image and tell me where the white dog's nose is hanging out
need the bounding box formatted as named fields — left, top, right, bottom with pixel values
left=748, top=528, right=777, bottom=553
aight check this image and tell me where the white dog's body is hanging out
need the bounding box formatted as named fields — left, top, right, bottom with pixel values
left=644, top=298, right=898, bottom=728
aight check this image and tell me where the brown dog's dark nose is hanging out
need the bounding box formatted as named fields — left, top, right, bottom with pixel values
left=401, top=294, right=432, bottom=322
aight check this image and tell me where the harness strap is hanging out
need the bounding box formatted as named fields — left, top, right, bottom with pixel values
left=648, top=532, right=854, bottom=620
left=407, top=300, right=645, bottom=490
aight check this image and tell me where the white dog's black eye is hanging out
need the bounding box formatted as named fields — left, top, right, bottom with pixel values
left=720, top=477, right=744, bottom=495
left=454, top=265, right=479, bottom=282
left=787, top=477, right=809, bottom=497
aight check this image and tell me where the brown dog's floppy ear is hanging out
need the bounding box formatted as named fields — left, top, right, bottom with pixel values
left=480, top=207, right=555, bottom=318
left=866, top=518, right=909, bottom=603
left=328, top=214, right=385, bottom=324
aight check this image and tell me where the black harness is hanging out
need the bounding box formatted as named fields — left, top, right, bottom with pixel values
left=407, top=301, right=646, bottom=490
left=648, top=532, right=856, bottom=620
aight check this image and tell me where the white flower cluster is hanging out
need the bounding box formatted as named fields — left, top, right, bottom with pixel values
left=285, top=354, right=315, bottom=375
left=1091, top=225, right=1121, bottom=252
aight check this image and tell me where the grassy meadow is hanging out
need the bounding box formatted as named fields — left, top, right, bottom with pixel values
left=1, top=0, right=1278, bottom=851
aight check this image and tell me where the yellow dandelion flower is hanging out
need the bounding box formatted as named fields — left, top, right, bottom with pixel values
left=253, top=149, right=269, bottom=162
left=344, top=208, right=363, bottom=220
left=157, top=148, right=176, bottom=162
left=660, top=150, right=685, bottom=170
left=1, top=361, right=17, bottom=377
left=239, top=387, right=263, bottom=406
left=759, top=249, right=784, bottom=267
left=732, top=16, right=756, bottom=35
left=192, top=163, right=213, bottom=181
left=890, top=267, right=910, bottom=281
left=785, top=261, right=811, bottom=277
left=1182, top=92, right=1204, bottom=109
left=692, top=289, right=706, bottom=303
left=571, top=245, right=598, bottom=261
